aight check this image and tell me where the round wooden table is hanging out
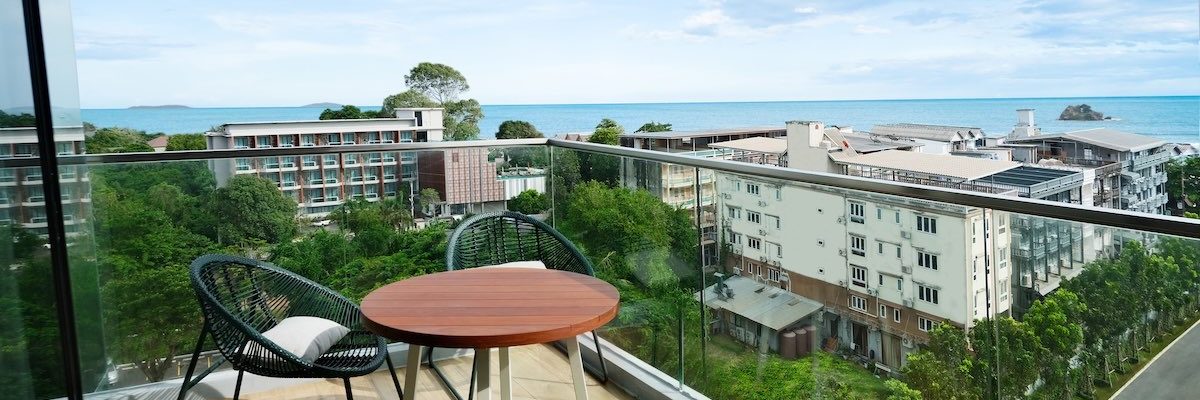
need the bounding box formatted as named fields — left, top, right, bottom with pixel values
left=361, top=268, right=619, bottom=400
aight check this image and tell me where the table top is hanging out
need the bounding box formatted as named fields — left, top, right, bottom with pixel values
left=360, top=268, right=620, bottom=348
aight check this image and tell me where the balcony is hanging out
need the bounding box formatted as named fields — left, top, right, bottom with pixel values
left=4, top=138, right=1199, bottom=400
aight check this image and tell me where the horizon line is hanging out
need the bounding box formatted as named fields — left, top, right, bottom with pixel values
left=75, top=94, right=1200, bottom=111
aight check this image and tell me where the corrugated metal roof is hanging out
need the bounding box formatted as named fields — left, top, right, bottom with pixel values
left=696, top=275, right=823, bottom=331
left=836, top=150, right=1020, bottom=180
left=708, top=137, right=789, bottom=154
left=872, top=123, right=984, bottom=142
left=1006, top=128, right=1166, bottom=152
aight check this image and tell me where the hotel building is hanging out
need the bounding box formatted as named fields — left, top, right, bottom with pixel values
left=0, top=126, right=90, bottom=236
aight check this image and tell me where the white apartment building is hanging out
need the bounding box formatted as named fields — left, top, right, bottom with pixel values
left=0, top=126, right=90, bottom=236
left=206, top=109, right=444, bottom=217
left=708, top=121, right=1010, bottom=371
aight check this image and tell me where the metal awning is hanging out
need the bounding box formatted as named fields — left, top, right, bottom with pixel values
left=695, top=275, right=823, bottom=331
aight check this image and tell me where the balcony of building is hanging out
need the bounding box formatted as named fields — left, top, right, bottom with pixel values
left=3, top=139, right=1199, bottom=400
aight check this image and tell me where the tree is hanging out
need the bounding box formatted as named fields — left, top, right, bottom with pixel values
left=901, top=323, right=978, bottom=400
left=635, top=121, right=673, bottom=133
left=590, top=118, right=623, bottom=145
left=507, top=189, right=548, bottom=214
left=0, top=110, right=36, bottom=127
left=165, top=133, right=207, bottom=151
left=1024, top=290, right=1085, bottom=398
left=1167, top=157, right=1200, bottom=216
left=319, top=105, right=379, bottom=120
left=380, top=90, right=438, bottom=115
left=443, top=99, right=483, bottom=141
left=211, top=175, right=298, bottom=247
left=404, top=62, right=469, bottom=104
left=418, top=188, right=442, bottom=217
left=86, top=127, right=154, bottom=153
left=496, top=120, right=542, bottom=139
left=969, top=317, right=1042, bottom=400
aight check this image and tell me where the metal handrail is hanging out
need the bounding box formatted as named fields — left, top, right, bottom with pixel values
left=0, top=137, right=1194, bottom=239
left=549, top=139, right=1200, bottom=239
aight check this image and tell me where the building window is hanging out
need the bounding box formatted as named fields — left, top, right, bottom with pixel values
left=768, top=242, right=782, bottom=258
left=878, top=274, right=884, bottom=286
left=302, top=156, right=317, bottom=167
left=850, top=295, right=867, bottom=312
left=918, top=285, right=939, bottom=304
left=748, top=236, right=761, bottom=250
left=877, top=242, right=884, bottom=254
left=879, top=304, right=888, bottom=317
left=896, top=245, right=902, bottom=258
left=747, top=211, right=761, bottom=224
left=851, top=265, right=867, bottom=287
left=848, top=202, right=865, bottom=223
left=746, top=183, right=760, bottom=196
left=768, top=268, right=781, bottom=282
left=235, top=158, right=251, bottom=171
left=326, top=133, right=341, bottom=145
left=894, top=308, right=901, bottom=323
left=234, top=137, right=250, bottom=149
left=918, top=317, right=935, bottom=332
left=918, top=252, right=938, bottom=270
left=850, top=235, right=866, bottom=256
left=876, top=207, right=883, bottom=220
left=729, top=232, right=742, bottom=245
left=916, top=215, right=937, bottom=234
left=896, top=278, right=903, bottom=291
left=323, top=155, right=338, bottom=166
left=895, top=211, right=901, bottom=223
left=767, top=214, right=780, bottom=229
left=301, top=134, right=315, bottom=146
left=343, top=132, right=355, bottom=144
left=726, top=206, right=741, bottom=219
left=775, top=188, right=782, bottom=200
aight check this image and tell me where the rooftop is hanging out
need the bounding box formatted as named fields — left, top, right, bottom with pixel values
left=620, top=127, right=784, bottom=140
left=871, top=123, right=985, bottom=142
left=708, top=136, right=788, bottom=155
left=697, top=275, right=823, bottom=331
left=976, top=165, right=1078, bottom=187
left=835, top=149, right=1021, bottom=180
left=1005, top=128, right=1167, bottom=152
left=840, top=131, right=921, bottom=153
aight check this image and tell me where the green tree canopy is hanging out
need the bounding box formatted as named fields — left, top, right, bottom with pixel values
left=635, top=121, right=673, bottom=133
left=86, top=127, right=155, bottom=153
left=165, top=133, right=207, bottom=151
left=0, top=110, right=36, bottom=127
left=319, top=105, right=380, bottom=120
left=404, top=62, right=469, bottom=104
left=496, top=120, right=543, bottom=139
left=381, top=90, right=439, bottom=115
left=443, top=99, right=483, bottom=141
left=969, top=317, right=1043, bottom=400
left=589, top=118, right=623, bottom=145
left=507, top=189, right=548, bottom=215
left=901, top=323, right=979, bottom=400
left=418, top=188, right=442, bottom=217
left=211, top=175, right=298, bottom=247
left=1167, top=157, right=1200, bottom=216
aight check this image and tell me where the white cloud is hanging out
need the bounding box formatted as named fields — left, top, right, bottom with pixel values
left=853, top=24, right=890, bottom=35
left=793, top=6, right=817, bottom=14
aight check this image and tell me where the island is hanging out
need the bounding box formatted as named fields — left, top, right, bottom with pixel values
left=1059, top=104, right=1111, bottom=121
left=302, top=102, right=342, bottom=108
left=128, top=105, right=191, bottom=109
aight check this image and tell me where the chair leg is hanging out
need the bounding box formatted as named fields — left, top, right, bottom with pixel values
left=385, top=352, right=404, bottom=399
left=591, top=330, right=609, bottom=384
left=426, top=346, right=470, bottom=400
left=233, top=370, right=245, bottom=400
left=177, top=329, right=207, bottom=400
left=344, top=377, right=354, bottom=400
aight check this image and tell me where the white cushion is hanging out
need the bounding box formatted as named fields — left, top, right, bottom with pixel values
left=257, top=316, right=350, bottom=362
left=482, top=260, right=547, bottom=269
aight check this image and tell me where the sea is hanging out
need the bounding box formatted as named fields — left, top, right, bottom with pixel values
left=79, top=96, right=1200, bottom=144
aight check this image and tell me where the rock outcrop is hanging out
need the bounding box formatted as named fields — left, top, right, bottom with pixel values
left=1058, top=104, right=1107, bottom=121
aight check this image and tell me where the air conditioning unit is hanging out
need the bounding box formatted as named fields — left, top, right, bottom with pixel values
left=733, top=267, right=742, bottom=275
left=903, top=298, right=914, bottom=307
left=901, top=265, right=912, bottom=274
left=901, top=231, right=912, bottom=239
left=758, top=200, right=768, bottom=207
left=838, top=280, right=847, bottom=288
left=867, top=288, right=878, bottom=296
left=758, top=229, right=768, bottom=236
left=722, top=218, right=732, bottom=226
left=901, top=335, right=914, bottom=348
left=1020, top=273, right=1031, bottom=287
left=759, top=255, right=769, bottom=262
left=722, top=193, right=732, bottom=199
left=771, top=260, right=781, bottom=267
left=838, top=249, right=847, bottom=257
left=837, top=216, right=846, bottom=224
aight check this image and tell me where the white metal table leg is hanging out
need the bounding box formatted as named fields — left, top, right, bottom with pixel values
left=499, top=347, right=512, bottom=400
left=404, top=344, right=422, bottom=400
left=565, top=336, right=590, bottom=400
left=475, top=347, right=493, bottom=400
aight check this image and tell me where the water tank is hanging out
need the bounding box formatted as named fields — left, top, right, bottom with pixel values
left=796, top=328, right=809, bottom=356
left=780, top=331, right=797, bottom=360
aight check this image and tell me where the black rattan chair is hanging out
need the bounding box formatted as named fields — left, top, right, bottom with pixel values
left=178, top=254, right=403, bottom=400
left=431, top=211, right=608, bottom=400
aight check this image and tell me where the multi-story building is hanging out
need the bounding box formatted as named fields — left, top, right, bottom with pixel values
left=0, top=126, right=90, bottom=236
left=700, top=121, right=1012, bottom=370
left=206, top=109, right=443, bottom=217
left=1004, top=109, right=1171, bottom=214
left=416, top=147, right=508, bottom=215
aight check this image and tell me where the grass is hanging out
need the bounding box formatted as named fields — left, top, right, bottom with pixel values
left=1094, top=315, right=1200, bottom=399
left=697, top=335, right=889, bottom=399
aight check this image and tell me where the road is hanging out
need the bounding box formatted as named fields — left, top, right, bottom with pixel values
left=1114, top=320, right=1200, bottom=400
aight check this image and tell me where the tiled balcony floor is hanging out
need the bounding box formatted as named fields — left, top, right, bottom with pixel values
left=246, top=344, right=631, bottom=400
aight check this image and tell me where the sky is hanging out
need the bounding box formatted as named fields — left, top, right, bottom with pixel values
left=68, top=0, right=1200, bottom=108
